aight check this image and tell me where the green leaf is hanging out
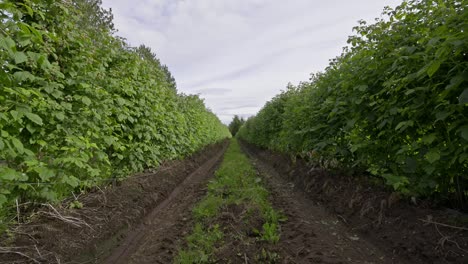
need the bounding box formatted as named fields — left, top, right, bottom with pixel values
left=13, top=71, right=35, bottom=82
left=0, top=167, right=22, bottom=181
left=460, top=127, right=468, bottom=141
left=11, top=138, right=24, bottom=154
left=354, top=85, right=368, bottom=92
left=459, top=153, right=468, bottom=163
left=116, top=97, right=126, bottom=105
left=459, top=88, right=468, bottom=104
left=0, top=139, right=4, bottom=150
left=62, top=175, right=80, bottom=188
left=26, top=124, right=36, bottom=134
left=19, top=3, right=34, bottom=16
left=18, top=38, right=31, bottom=47
left=383, top=174, right=409, bottom=190
left=421, top=133, right=436, bottom=144
left=24, top=112, right=43, bottom=125
left=82, top=96, right=91, bottom=106
left=423, top=165, right=435, bottom=175
left=425, top=150, right=440, bottom=164
left=40, top=188, right=57, bottom=201
left=55, top=112, right=65, bottom=121
left=435, top=111, right=451, bottom=121
left=10, top=110, right=20, bottom=121
left=0, top=37, right=15, bottom=51
left=426, top=61, right=441, bottom=77
left=395, top=120, right=414, bottom=131
left=445, top=75, right=464, bottom=90
left=404, top=157, right=417, bottom=173
left=350, top=143, right=363, bottom=153
left=1, top=130, right=9, bottom=137
left=13, top=52, right=28, bottom=64
left=35, top=167, right=55, bottom=181
left=18, top=184, right=29, bottom=190
left=0, top=194, right=7, bottom=207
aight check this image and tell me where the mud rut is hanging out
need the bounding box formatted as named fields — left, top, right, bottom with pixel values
left=98, top=143, right=404, bottom=264
left=242, top=146, right=401, bottom=264
left=102, top=144, right=228, bottom=264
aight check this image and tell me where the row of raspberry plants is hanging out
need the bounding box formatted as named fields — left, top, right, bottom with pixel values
left=238, top=0, right=467, bottom=208
left=0, top=0, right=230, bottom=216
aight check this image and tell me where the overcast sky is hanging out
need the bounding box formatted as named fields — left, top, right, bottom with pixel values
left=101, top=0, right=402, bottom=124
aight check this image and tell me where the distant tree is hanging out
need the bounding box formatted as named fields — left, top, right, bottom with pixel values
left=73, top=0, right=115, bottom=32
left=161, top=64, right=177, bottom=90
left=135, top=45, right=177, bottom=90
left=228, top=115, right=245, bottom=136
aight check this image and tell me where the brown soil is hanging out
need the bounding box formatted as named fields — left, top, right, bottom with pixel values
left=212, top=203, right=277, bottom=263
left=241, top=143, right=398, bottom=264
left=0, top=141, right=228, bottom=264
left=105, top=142, right=227, bottom=264
left=240, top=141, right=468, bottom=264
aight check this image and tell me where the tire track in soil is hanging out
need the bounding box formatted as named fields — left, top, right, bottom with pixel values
left=103, top=143, right=228, bottom=264
left=241, top=144, right=406, bottom=264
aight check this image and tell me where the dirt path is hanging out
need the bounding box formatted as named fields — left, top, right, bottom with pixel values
left=103, top=143, right=228, bottom=264
left=242, top=145, right=405, bottom=264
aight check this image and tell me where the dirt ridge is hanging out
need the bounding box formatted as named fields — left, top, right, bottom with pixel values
left=105, top=142, right=228, bottom=264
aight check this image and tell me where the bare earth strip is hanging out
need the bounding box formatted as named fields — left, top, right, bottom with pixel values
left=103, top=143, right=228, bottom=264
left=241, top=144, right=405, bottom=264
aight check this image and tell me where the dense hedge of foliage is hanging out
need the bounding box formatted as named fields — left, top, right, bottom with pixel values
left=0, top=0, right=230, bottom=214
left=238, top=0, right=467, bottom=207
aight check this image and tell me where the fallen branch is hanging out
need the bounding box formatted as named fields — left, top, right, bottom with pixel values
left=420, top=219, right=468, bottom=231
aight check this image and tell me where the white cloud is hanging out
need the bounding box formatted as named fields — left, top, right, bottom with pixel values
left=102, top=0, right=403, bottom=124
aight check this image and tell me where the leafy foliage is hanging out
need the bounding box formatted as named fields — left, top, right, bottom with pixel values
left=238, top=0, right=468, bottom=208
left=0, top=0, right=229, bottom=215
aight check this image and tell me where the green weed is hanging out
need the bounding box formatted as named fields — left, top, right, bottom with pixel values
left=261, top=222, right=280, bottom=243
left=193, top=195, right=223, bottom=221
left=175, top=139, right=283, bottom=263
left=175, top=224, right=223, bottom=264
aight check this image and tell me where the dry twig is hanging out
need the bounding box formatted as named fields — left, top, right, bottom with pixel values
left=337, top=215, right=348, bottom=224
left=39, top=204, right=93, bottom=230
left=434, top=225, right=468, bottom=254
left=33, top=244, right=43, bottom=259
left=9, top=230, right=38, bottom=244
left=15, top=199, right=20, bottom=223
left=420, top=219, right=468, bottom=231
